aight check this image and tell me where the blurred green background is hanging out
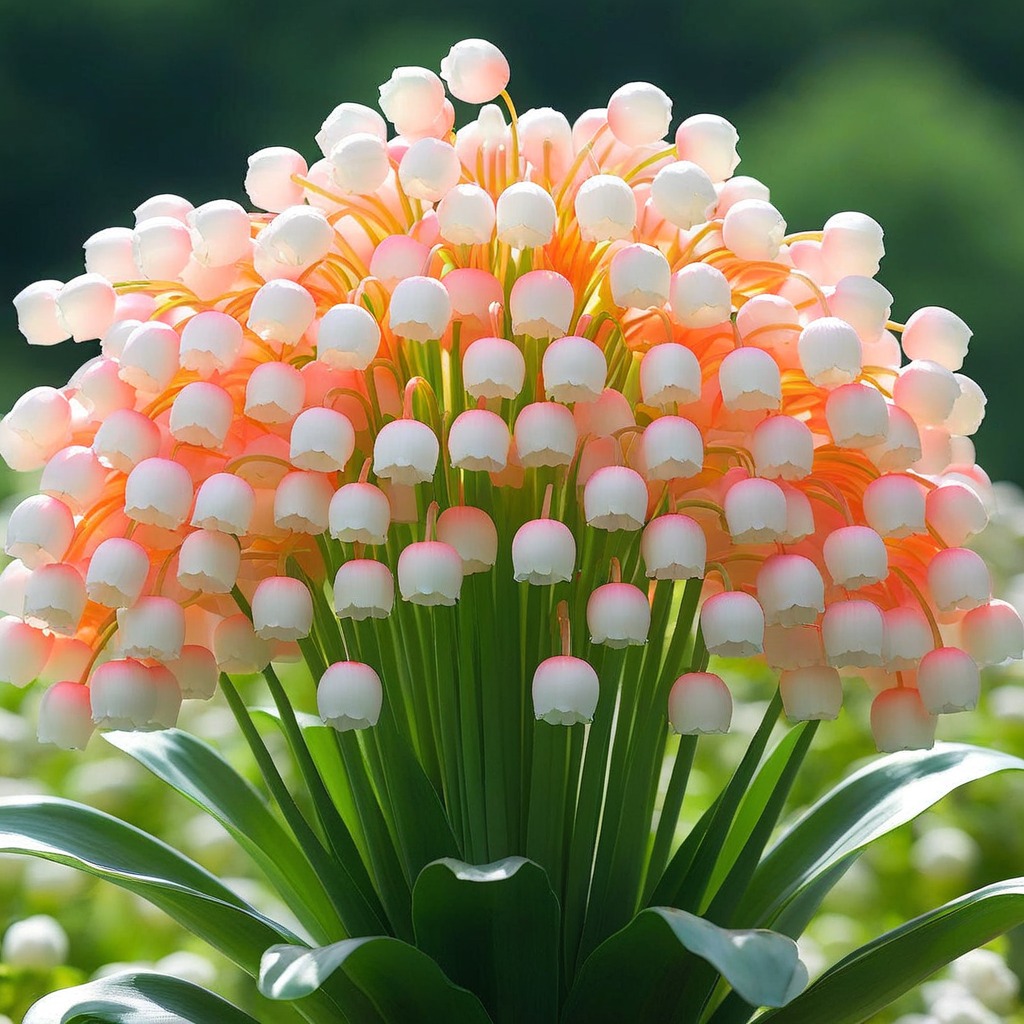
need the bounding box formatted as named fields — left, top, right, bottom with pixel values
left=2, top=0, right=1023, bottom=479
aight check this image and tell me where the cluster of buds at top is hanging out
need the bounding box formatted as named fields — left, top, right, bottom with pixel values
left=3, top=38, right=1017, bottom=755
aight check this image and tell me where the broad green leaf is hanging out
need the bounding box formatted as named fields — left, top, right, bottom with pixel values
left=24, top=971, right=260, bottom=1024
left=737, top=743, right=1024, bottom=929
left=259, top=936, right=493, bottom=1023
left=763, top=877, right=1024, bottom=1024
left=412, top=857, right=559, bottom=1024
left=562, top=907, right=806, bottom=1024
left=105, top=728, right=340, bottom=942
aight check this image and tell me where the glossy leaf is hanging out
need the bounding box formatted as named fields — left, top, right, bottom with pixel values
left=412, top=857, right=559, bottom=1024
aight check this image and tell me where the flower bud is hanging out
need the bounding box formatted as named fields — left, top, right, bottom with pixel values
left=825, top=382, right=888, bottom=448
left=255, top=207, right=332, bottom=273
left=439, top=38, right=510, bottom=104
left=668, top=672, right=732, bottom=734
left=134, top=194, right=193, bottom=223
left=928, top=547, right=990, bottom=612
left=86, top=538, right=149, bottom=608
left=252, top=577, right=313, bottom=641
left=389, top=275, right=451, bottom=341
left=719, top=348, right=781, bottom=413
left=722, top=199, right=786, bottom=261
left=0, top=618, right=52, bottom=686
left=1, top=915, right=69, bottom=969
left=179, top=311, right=245, bottom=376
left=318, top=661, right=383, bottom=731
left=756, top=554, right=825, bottom=627
left=373, top=418, right=439, bottom=484
left=641, top=514, right=706, bottom=579
left=24, top=563, right=86, bottom=635
left=642, top=415, right=703, bottom=480
left=610, top=243, right=671, bottom=309
left=74, top=356, right=135, bottom=419
left=700, top=591, right=764, bottom=657
left=867, top=404, right=922, bottom=472
left=650, top=161, right=718, bottom=229
left=542, top=335, right=606, bottom=403
left=317, top=102, right=387, bottom=156
left=117, top=321, right=180, bottom=392
left=533, top=656, right=599, bottom=726
left=463, top=337, right=526, bottom=400
left=893, top=360, right=959, bottom=426
left=329, top=483, right=390, bottom=545
left=132, top=216, right=193, bottom=279
left=448, top=409, right=511, bottom=472
left=509, top=271, right=573, bottom=340
left=669, top=263, right=732, bottom=328
left=437, top=184, right=496, bottom=245
left=213, top=615, right=272, bottom=674
left=177, top=529, right=241, bottom=594
left=244, top=361, right=305, bottom=425
left=40, top=446, right=106, bottom=514
left=588, top=582, right=651, bottom=647
left=329, top=133, right=391, bottom=194
left=901, top=306, right=971, bottom=371
left=37, top=682, right=95, bottom=749
left=780, top=665, right=843, bottom=721
left=675, top=114, right=740, bottom=183
left=398, top=541, right=463, bottom=606
left=399, top=138, right=461, bottom=203
left=960, top=600, right=1024, bottom=666
left=828, top=276, right=893, bottom=344
left=187, top=199, right=251, bottom=267
left=725, top=477, right=786, bottom=543
left=821, top=212, right=885, bottom=282
left=863, top=474, right=926, bottom=538
left=584, top=466, right=648, bottom=530
left=436, top=506, right=497, bottom=574
left=379, top=66, right=446, bottom=136
left=926, top=481, right=988, bottom=546
left=192, top=473, right=256, bottom=535
left=289, top=408, right=355, bottom=473
left=574, top=174, right=636, bottom=241
left=518, top=106, right=574, bottom=179
left=514, top=402, right=576, bottom=467
left=639, top=343, right=702, bottom=407
left=917, top=647, right=980, bottom=714
left=715, top=175, right=771, bottom=216
left=334, top=559, right=395, bottom=620
left=823, top=526, right=888, bottom=588
left=752, top=415, right=814, bottom=479
left=125, top=458, right=194, bottom=529
left=823, top=599, right=885, bottom=667
left=882, top=606, right=934, bottom=670
left=606, top=81, right=671, bottom=145
left=0, top=560, right=30, bottom=617
left=274, top=471, right=333, bottom=534
left=798, top=317, right=862, bottom=389
left=512, top=519, right=575, bottom=584
left=313, top=303, right=381, bottom=373
left=6, top=386, right=72, bottom=451
left=946, top=374, right=986, bottom=437
left=165, top=645, right=219, bottom=700
left=763, top=623, right=823, bottom=670
left=13, top=280, right=72, bottom=346
left=57, top=274, right=117, bottom=342
left=247, top=280, right=317, bottom=345
left=170, top=383, right=233, bottom=448
left=117, top=597, right=185, bottom=660
left=496, top=183, right=557, bottom=249
left=5, top=495, right=75, bottom=568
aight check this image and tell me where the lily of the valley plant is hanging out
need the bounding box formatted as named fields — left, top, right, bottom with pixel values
left=2, top=37, right=1024, bottom=1024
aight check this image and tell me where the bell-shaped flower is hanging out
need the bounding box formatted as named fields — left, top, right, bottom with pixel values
left=245, top=362, right=305, bottom=425
left=669, top=263, right=731, bottom=328
left=781, top=485, right=815, bottom=542
left=0, top=618, right=53, bottom=687
left=334, top=559, right=395, bottom=620
left=436, top=506, right=498, bottom=574
left=641, top=514, right=706, bottom=580
left=828, top=276, right=893, bottom=343
left=463, top=337, right=526, bottom=400
left=170, top=383, right=233, bottom=448
left=532, top=656, right=599, bottom=726
left=723, top=477, right=786, bottom=543
left=509, top=270, right=573, bottom=338
left=675, top=113, right=740, bottom=182
left=926, top=482, right=988, bottom=547
left=825, top=383, right=888, bottom=448
left=389, top=276, right=452, bottom=342
left=213, top=614, right=272, bottom=674
left=517, top=106, right=574, bottom=179
left=610, top=243, right=671, bottom=309
left=722, top=199, right=786, bottom=261
left=134, top=193, right=192, bottom=223
left=820, top=211, right=884, bottom=282
left=668, top=671, right=732, bottom=734
left=13, top=281, right=72, bottom=346
left=763, top=623, right=824, bottom=670
left=642, top=416, right=703, bottom=480
left=584, top=466, right=647, bottom=530
left=125, top=458, right=194, bottom=529
left=191, top=473, right=256, bottom=535
left=871, top=686, right=936, bottom=753
left=330, top=133, right=391, bottom=194
left=902, top=306, right=972, bottom=371
left=927, top=546, right=991, bottom=612
left=37, top=681, right=95, bottom=749
left=882, top=606, right=934, bottom=670
left=946, top=374, right=986, bottom=437
left=496, top=183, right=557, bottom=249
left=574, top=174, right=636, bottom=242
left=187, top=199, right=251, bottom=267
left=514, top=402, right=576, bottom=468
left=751, top=415, right=814, bottom=480
left=448, top=409, right=511, bottom=472
left=56, top=274, right=117, bottom=342
left=588, top=582, right=651, bottom=647
left=86, top=538, right=149, bottom=608
left=893, top=360, right=960, bottom=426
left=318, top=661, right=383, bottom=731
left=798, top=317, right=862, bottom=389
left=960, top=600, right=1024, bottom=666
left=863, top=474, right=926, bottom=538
left=823, top=525, right=888, bottom=588
left=716, top=175, right=771, bottom=216
left=607, top=81, right=671, bottom=145
left=379, top=65, right=446, bottom=136
left=247, top=280, right=316, bottom=345
left=437, top=184, right=496, bottom=245
left=440, top=38, right=509, bottom=103
left=867, top=405, right=922, bottom=472
left=718, top=348, right=781, bottom=413
left=756, top=554, right=825, bottom=627
left=317, top=102, right=387, bottom=156
left=917, top=647, right=980, bottom=714
left=329, top=483, right=391, bottom=545
left=701, top=591, right=764, bottom=657
left=290, top=408, right=355, bottom=472
left=117, top=596, right=186, bottom=660
left=542, top=335, right=606, bottom=403
left=273, top=471, right=333, bottom=534
left=5, top=495, right=75, bottom=569
left=91, top=659, right=168, bottom=730
left=255, top=207, right=332, bottom=274
left=179, top=311, right=244, bottom=375
left=40, top=446, right=107, bottom=514
left=639, top=343, right=702, bottom=407
left=252, top=577, right=313, bottom=641
left=118, top=322, right=180, bottom=393
left=822, top=599, right=885, bottom=667
left=650, top=160, right=717, bottom=229
left=176, top=529, right=241, bottom=594
left=512, top=519, right=575, bottom=585
left=397, top=541, right=464, bottom=606
left=165, top=645, right=219, bottom=700
left=373, top=419, right=439, bottom=484
left=132, top=217, right=193, bottom=279
left=780, top=665, right=843, bottom=721
left=315, top=303, right=381, bottom=371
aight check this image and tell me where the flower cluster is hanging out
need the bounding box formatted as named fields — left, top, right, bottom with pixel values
left=3, top=38, right=1018, bottom=754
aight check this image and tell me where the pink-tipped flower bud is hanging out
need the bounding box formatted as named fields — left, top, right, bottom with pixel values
left=828, top=276, right=893, bottom=344
left=91, top=659, right=182, bottom=731
left=606, top=81, right=671, bottom=145
left=76, top=356, right=136, bottom=417
left=587, top=582, right=651, bottom=647
left=863, top=475, right=926, bottom=538
left=496, top=183, right=557, bottom=249
left=700, top=591, right=764, bottom=657
left=756, top=554, right=825, bottom=626
left=177, top=529, right=241, bottom=594
left=722, top=199, right=786, bottom=261
left=463, top=337, right=526, bottom=400
left=273, top=471, right=333, bottom=534
left=724, top=477, right=787, bottom=543
left=134, top=194, right=192, bottom=224
left=509, top=270, right=573, bottom=338
left=871, top=687, right=936, bottom=752
left=533, top=656, right=599, bottom=726
left=187, top=199, right=251, bottom=267
left=882, top=606, right=934, bottom=670
left=437, top=184, right=496, bottom=245
left=255, top=207, right=333, bottom=276
left=370, top=234, right=430, bottom=289
left=334, top=559, right=395, bottom=620
left=641, top=514, right=706, bottom=580
left=213, top=615, right=272, bottom=674
left=961, top=600, right=1024, bottom=666
left=650, top=160, right=717, bottom=229
left=117, top=597, right=185, bottom=661
left=901, top=306, right=971, bottom=371
left=132, top=216, right=193, bottom=280
left=170, top=383, right=233, bottom=448
left=639, top=343, right=702, bottom=407
left=928, top=547, right=991, bottom=612
left=252, top=577, right=313, bottom=641
left=926, top=481, right=988, bottom=546
left=56, top=274, right=117, bottom=342
left=37, top=681, right=94, bottom=749
left=917, top=647, right=980, bottom=714
left=179, top=311, right=244, bottom=376
left=946, top=374, right=986, bottom=437
left=389, top=275, right=451, bottom=341
left=6, top=386, right=72, bottom=451
left=675, top=114, right=740, bottom=183
left=823, top=599, right=885, bottom=667
left=379, top=66, right=446, bottom=136
left=436, top=506, right=498, bottom=574
left=118, top=321, right=180, bottom=392
left=13, top=280, right=72, bottom=346
left=192, top=473, right=256, bottom=535
left=329, top=483, right=390, bottom=545
left=798, top=317, right=862, bottom=389
left=893, top=360, right=960, bottom=426
left=574, top=174, right=636, bottom=242
left=610, top=243, right=671, bottom=309
left=584, top=465, right=648, bottom=530
left=517, top=106, right=574, bottom=179
left=735, top=294, right=800, bottom=354
left=86, top=538, right=150, bottom=608
left=315, top=304, right=382, bottom=371
left=244, top=361, right=305, bottom=424
left=125, top=458, right=193, bottom=529
left=670, top=263, right=732, bottom=328
left=5, top=495, right=75, bottom=569
left=373, top=419, right=439, bottom=484
left=0, top=560, right=30, bottom=617
left=318, top=661, right=383, bottom=731
left=512, top=519, right=575, bottom=584
left=668, top=671, right=732, bottom=734
left=247, top=280, right=317, bottom=346
left=399, top=138, right=461, bottom=203
left=823, top=525, right=888, bottom=589
left=289, top=408, right=355, bottom=473
left=317, top=102, right=387, bottom=157
left=821, top=211, right=885, bottom=282
left=514, top=402, right=576, bottom=468
left=574, top=388, right=634, bottom=439
left=448, top=409, right=510, bottom=472
left=642, top=415, right=703, bottom=480
left=716, top=175, right=771, bottom=216
left=0, top=618, right=52, bottom=687
left=440, top=38, right=510, bottom=104
left=764, top=623, right=824, bottom=670
left=398, top=541, right=463, bottom=606
left=867, top=404, right=922, bottom=473
left=752, top=415, right=814, bottom=480
left=165, top=645, right=219, bottom=700
left=825, top=383, right=888, bottom=448
left=40, top=446, right=106, bottom=514
left=718, top=348, right=781, bottom=413
left=780, top=665, right=843, bottom=721
left=542, top=335, right=606, bottom=403
left=329, top=133, right=391, bottom=195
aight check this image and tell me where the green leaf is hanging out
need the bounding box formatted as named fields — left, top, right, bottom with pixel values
left=105, top=728, right=340, bottom=943
left=412, top=857, right=559, bottom=1024
left=737, top=743, right=1024, bottom=929
left=562, top=907, right=806, bottom=1024
left=23, top=971, right=260, bottom=1023
left=259, top=937, right=493, bottom=1023
left=763, top=877, right=1024, bottom=1024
